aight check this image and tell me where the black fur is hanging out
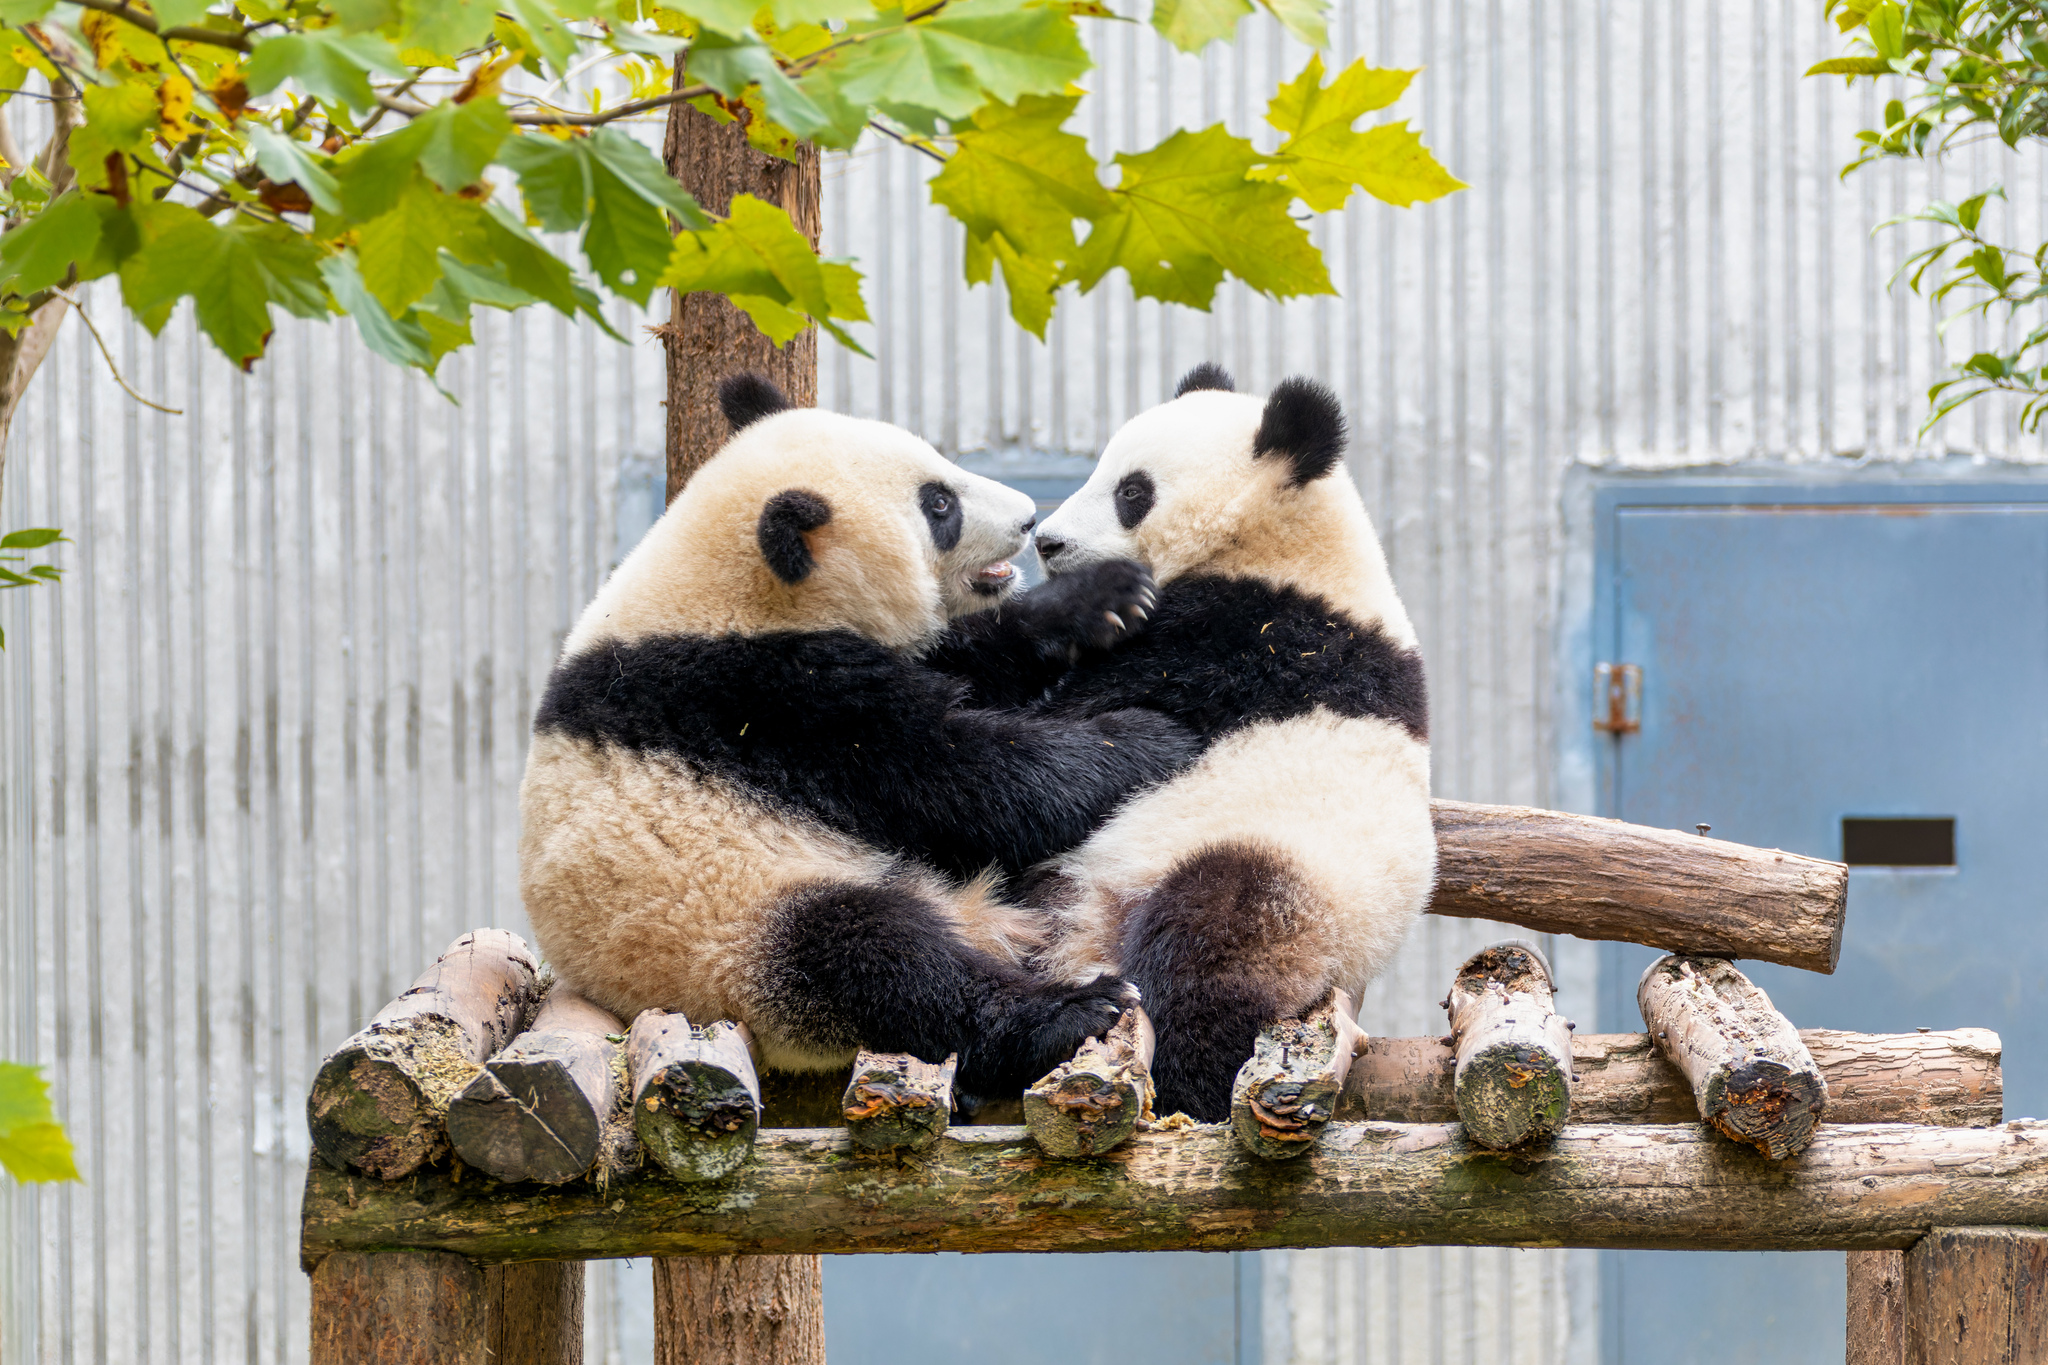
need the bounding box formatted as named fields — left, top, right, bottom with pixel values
left=533, top=626, right=1199, bottom=881
left=719, top=372, right=793, bottom=432
left=759, top=877, right=1129, bottom=1097
left=1174, top=362, right=1236, bottom=396
left=757, top=490, right=831, bottom=584
left=919, top=481, right=962, bottom=551
left=1117, top=843, right=1329, bottom=1120
left=1040, top=574, right=1428, bottom=744
left=1253, top=377, right=1348, bottom=487
left=922, top=559, right=1159, bottom=708
left=1114, top=470, right=1156, bottom=529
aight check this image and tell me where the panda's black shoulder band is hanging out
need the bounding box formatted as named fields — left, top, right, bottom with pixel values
left=758, top=489, right=832, bottom=583
left=1254, top=376, right=1347, bottom=487
left=719, top=372, right=794, bottom=432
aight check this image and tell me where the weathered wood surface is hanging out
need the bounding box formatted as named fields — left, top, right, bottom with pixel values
left=484, top=1262, right=583, bottom=1365
left=1904, top=1227, right=2048, bottom=1365
left=1428, top=800, right=1847, bottom=973
left=1446, top=942, right=1574, bottom=1150
left=629, top=1013, right=761, bottom=1182
left=1640, top=955, right=1829, bottom=1159
left=1849, top=1250, right=1906, bottom=1365
left=1231, top=992, right=1366, bottom=1159
left=302, top=1119, right=2048, bottom=1261
left=653, top=1254, right=825, bottom=1365
left=842, top=1051, right=957, bottom=1154
left=309, top=1250, right=487, bottom=1365
left=1337, top=1029, right=2000, bottom=1128
left=307, top=930, right=541, bottom=1180
left=450, top=988, right=624, bottom=1185
left=1024, top=1008, right=1154, bottom=1157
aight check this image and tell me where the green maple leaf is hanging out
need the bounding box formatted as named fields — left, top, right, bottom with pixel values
left=929, top=94, right=1110, bottom=265
left=965, top=228, right=1060, bottom=335
left=0, top=194, right=104, bottom=295
left=1072, top=124, right=1330, bottom=308
left=246, top=125, right=343, bottom=215
left=245, top=31, right=409, bottom=112
left=505, top=0, right=580, bottom=75
left=582, top=158, right=677, bottom=303
left=824, top=0, right=1090, bottom=125
left=1257, top=0, right=1326, bottom=47
left=401, top=0, right=499, bottom=59
left=690, top=33, right=862, bottom=145
left=321, top=252, right=436, bottom=374
left=1255, top=55, right=1463, bottom=210
left=413, top=99, right=513, bottom=193
left=0, top=1063, right=79, bottom=1184
left=66, top=82, right=160, bottom=189
left=661, top=192, right=869, bottom=349
left=498, top=134, right=592, bottom=231
left=663, top=0, right=762, bottom=37
left=355, top=177, right=487, bottom=314
left=1148, top=0, right=1248, bottom=53
left=478, top=202, right=580, bottom=314
left=120, top=211, right=332, bottom=368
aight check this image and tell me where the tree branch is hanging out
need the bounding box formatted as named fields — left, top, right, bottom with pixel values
left=53, top=291, right=183, bottom=415
left=66, top=0, right=253, bottom=52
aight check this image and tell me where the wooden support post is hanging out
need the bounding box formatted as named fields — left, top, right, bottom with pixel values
left=307, top=930, right=541, bottom=1180
left=842, top=1050, right=957, bottom=1154
left=1230, top=991, right=1366, bottom=1160
left=1849, top=1250, right=1906, bottom=1365
left=449, top=988, right=624, bottom=1185
left=652, top=1255, right=825, bottom=1365
left=1023, top=1007, right=1155, bottom=1157
left=485, top=1262, right=584, bottom=1365
left=309, top=1250, right=487, bottom=1365
left=1903, top=1227, right=2048, bottom=1365
left=1639, top=954, right=1828, bottom=1160
left=628, top=1012, right=761, bottom=1182
left=1445, top=941, right=1574, bottom=1150
left=1428, top=800, right=1847, bottom=973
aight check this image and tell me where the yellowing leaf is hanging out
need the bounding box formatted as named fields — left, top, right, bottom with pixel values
left=66, top=82, right=162, bottom=189
left=1148, top=0, right=1248, bottom=54
left=929, top=93, right=1110, bottom=264
left=1255, top=55, right=1462, bottom=211
left=157, top=74, right=197, bottom=142
left=1256, top=0, right=1325, bottom=46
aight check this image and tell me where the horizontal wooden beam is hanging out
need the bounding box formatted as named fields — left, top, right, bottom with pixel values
left=301, top=1119, right=2048, bottom=1264
left=1427, top=801, right=1848, bottom=973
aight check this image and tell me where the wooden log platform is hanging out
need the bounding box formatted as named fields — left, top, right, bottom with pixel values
left=1640, top=955, right=1828, bottom=1159
left=841, top=1051, right=957, bottom=1154
left=628, top=1013, right=761, bottom=1182
left=1023, top=1007, right=1154, bottom=1158
left=448, top=987, right=624, bottom=1185
left=300, top=1118, right=2048, bottom=1262
left=1231, top=992, right=1366, bottom=1159
left=1445, top=941, right=1575, bottom=1151
left=1427, top=801, right=1846, bottom=973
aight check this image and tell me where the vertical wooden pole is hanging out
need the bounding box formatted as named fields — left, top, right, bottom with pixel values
left=1848, top=1250, right=1906, bottom=1365
left=486, top=1262, right=585, bottom=1365
left=309, top=1250, right=487, bottom=1365
left=655, top=58, right=828, bottom=1365
left=1903, top=1227, right=2048, bottom=1365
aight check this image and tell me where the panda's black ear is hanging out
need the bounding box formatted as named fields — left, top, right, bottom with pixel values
left=758, top=489, right=832, bottom=583
left=720, top=372, right=793, bottom=433
left=1174, top=362, right=1235, bottom=397
left=1253, top=376, right=1347, bottom=487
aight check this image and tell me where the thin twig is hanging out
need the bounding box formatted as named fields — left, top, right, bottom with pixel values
left=53, top=292, right=184, bottom=415
left=867, top=119, right=946, bottom=163
left=375, top=83, right=715, bottom=126
left=0, top=87, right=80, bottom=102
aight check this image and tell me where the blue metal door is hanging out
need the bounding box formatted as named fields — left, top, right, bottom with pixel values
left=1590, top=481, right=2048, bottom=1365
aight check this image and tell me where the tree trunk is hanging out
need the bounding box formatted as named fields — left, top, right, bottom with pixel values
left=447, top=986, right=623, bottom=1185
left=0, top=87, right=81, bottom=506
left=627, top=1013, right=761, bottom=1182
left=659, top=72, right=826, bottom=1364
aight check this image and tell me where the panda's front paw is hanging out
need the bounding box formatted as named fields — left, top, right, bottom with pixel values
left=1023, top=559, right=1157, bottom=652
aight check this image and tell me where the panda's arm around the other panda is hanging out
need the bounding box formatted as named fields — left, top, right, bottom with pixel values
left=920, top=559, right=1159, bottom=708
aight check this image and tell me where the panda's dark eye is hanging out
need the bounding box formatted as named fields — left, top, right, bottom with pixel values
left=931, top=494, right=950, bottom=513
left=919, top=480, right=963, bottom=551
left=1113, top=470, right=1155, bottom=530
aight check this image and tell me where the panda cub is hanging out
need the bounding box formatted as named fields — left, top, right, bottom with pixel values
left=519, top=376, right=1196, bottom=1097
left=1022, top=364, right=1436, bottom=1121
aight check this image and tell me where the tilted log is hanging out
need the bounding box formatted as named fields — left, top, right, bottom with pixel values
left=300, top=1118, right=2048, bottom=1262
left=1428, top=801, right=1847, bottom=973
left=1231, top=991, right=1366, bottom=1160
left=448, top=987, right=625, bottom=1185
left=308, top=930, right=541, bottom=1180
left=1640, top=955, right=1828, bottom=1160
left=1023, top=1008, right=1154, bottom=1157
left=1445, top=941, right=1574, bottom=1151
left=842, top=1051, right=957, bottom=1154
left=628, top=1013, right=760, bottom=1182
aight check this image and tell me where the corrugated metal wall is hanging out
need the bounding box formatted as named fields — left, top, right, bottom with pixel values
left=8, top=0, right=2048, bottom=1361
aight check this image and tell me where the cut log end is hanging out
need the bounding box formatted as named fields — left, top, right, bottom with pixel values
left=628, top=1013, right=762, bottom=1183
left=842, top=1051, right=957, bottom=1154
left=1448, top=940, right=1575, bottom=1151
left=1024, top=1007, right=1155, bottom=1158
left=447, top=987, right=626, bottom=1186
left=1231, top=991, right=1365, bottom=1160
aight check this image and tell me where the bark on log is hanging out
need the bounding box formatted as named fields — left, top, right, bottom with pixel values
left=308, top=930, right=541, bottom=1180
left=841, top=1050, right=957, bottom=1154
left=1639, top=955, right=1828, bottom=1160
left=1427, top=800, right=1847, bottom=973
left=1231, top=992, right=1366, bottom=1159
left=309, top=1250, right=486, bottom=1365
left=1849, top=1250, right=1906, bottom=1365
left=1023, top=1007, right=1155, bottom=1157
left=449, top=988, right=624, bottom=1185
left=652, top=1254, right=825, bottom=1365
left=300, top=1119, right=2048, bottom=1260
left=1446, top=941, right=1574, bottom=1150
left=628, top=1013, right=761, bottom=1182
left=485, top=1262, right=583, bottom=1365
left=1904, top=1227, right=2048, bottom=1365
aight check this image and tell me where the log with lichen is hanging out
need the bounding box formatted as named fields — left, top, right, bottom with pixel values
left=842, top=1051, right=957, bottom=1154
left=447, top=987, right=624, bottom=1185
left=1023, top=1007, right=1154, bottom=1157
left=628, top=1012, right=761, bottom=1182
left=1230, top=991, right=1366, bottom=1159
left=1445, top=941, right=1575, bottom=1150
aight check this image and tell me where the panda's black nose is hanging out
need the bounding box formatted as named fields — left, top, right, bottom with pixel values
left=1036, top=534, right=1066, bottom=561
left=1019, top=514, right=1037, bottom=536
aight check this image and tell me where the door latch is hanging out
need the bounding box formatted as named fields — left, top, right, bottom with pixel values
left=1593, top=662, right=1642, bottom=734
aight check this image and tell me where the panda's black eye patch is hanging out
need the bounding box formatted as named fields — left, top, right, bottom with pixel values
left=920, top=481, right=963, bottom=551
left=1114, top=471, right=1155, bottom=530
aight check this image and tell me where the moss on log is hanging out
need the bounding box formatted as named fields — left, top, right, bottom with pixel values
left=1024, top=1008, right=1154, bottom=1158
left=1231, top=993, right=1366, bottom=1160
left=842, top=1051, right=956, bottom=1155
left=1446, top=942, right=1574, bottom=1151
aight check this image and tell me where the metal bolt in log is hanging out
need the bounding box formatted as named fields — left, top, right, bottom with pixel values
left=841, top=1051, right=958, bottom=1154
left=627, top=1012, right=761, bottom=1182
left=307, top=930, right=541, bottom=1180
left=1023, top=1007, right=1155, bottom=1158
left=448, top=987, right=625, bottom=1185
left=1638, top=954, right=1828, bottom=1160
left=1230, top=990, right=1367, bottom=1160
left=1445, top=940, right=1575, bottom=1150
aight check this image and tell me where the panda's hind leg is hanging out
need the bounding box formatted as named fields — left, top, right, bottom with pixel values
left=1118, top=841, right=1333, bottom=1122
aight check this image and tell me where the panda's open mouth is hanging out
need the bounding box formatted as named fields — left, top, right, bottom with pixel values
left=969, top=559, right=1017, bottom=595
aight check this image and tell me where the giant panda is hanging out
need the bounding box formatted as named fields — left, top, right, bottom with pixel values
left=519, top=375, right=1197, bottom=1097
left=1020, top=363, right=1435, bottom=1121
